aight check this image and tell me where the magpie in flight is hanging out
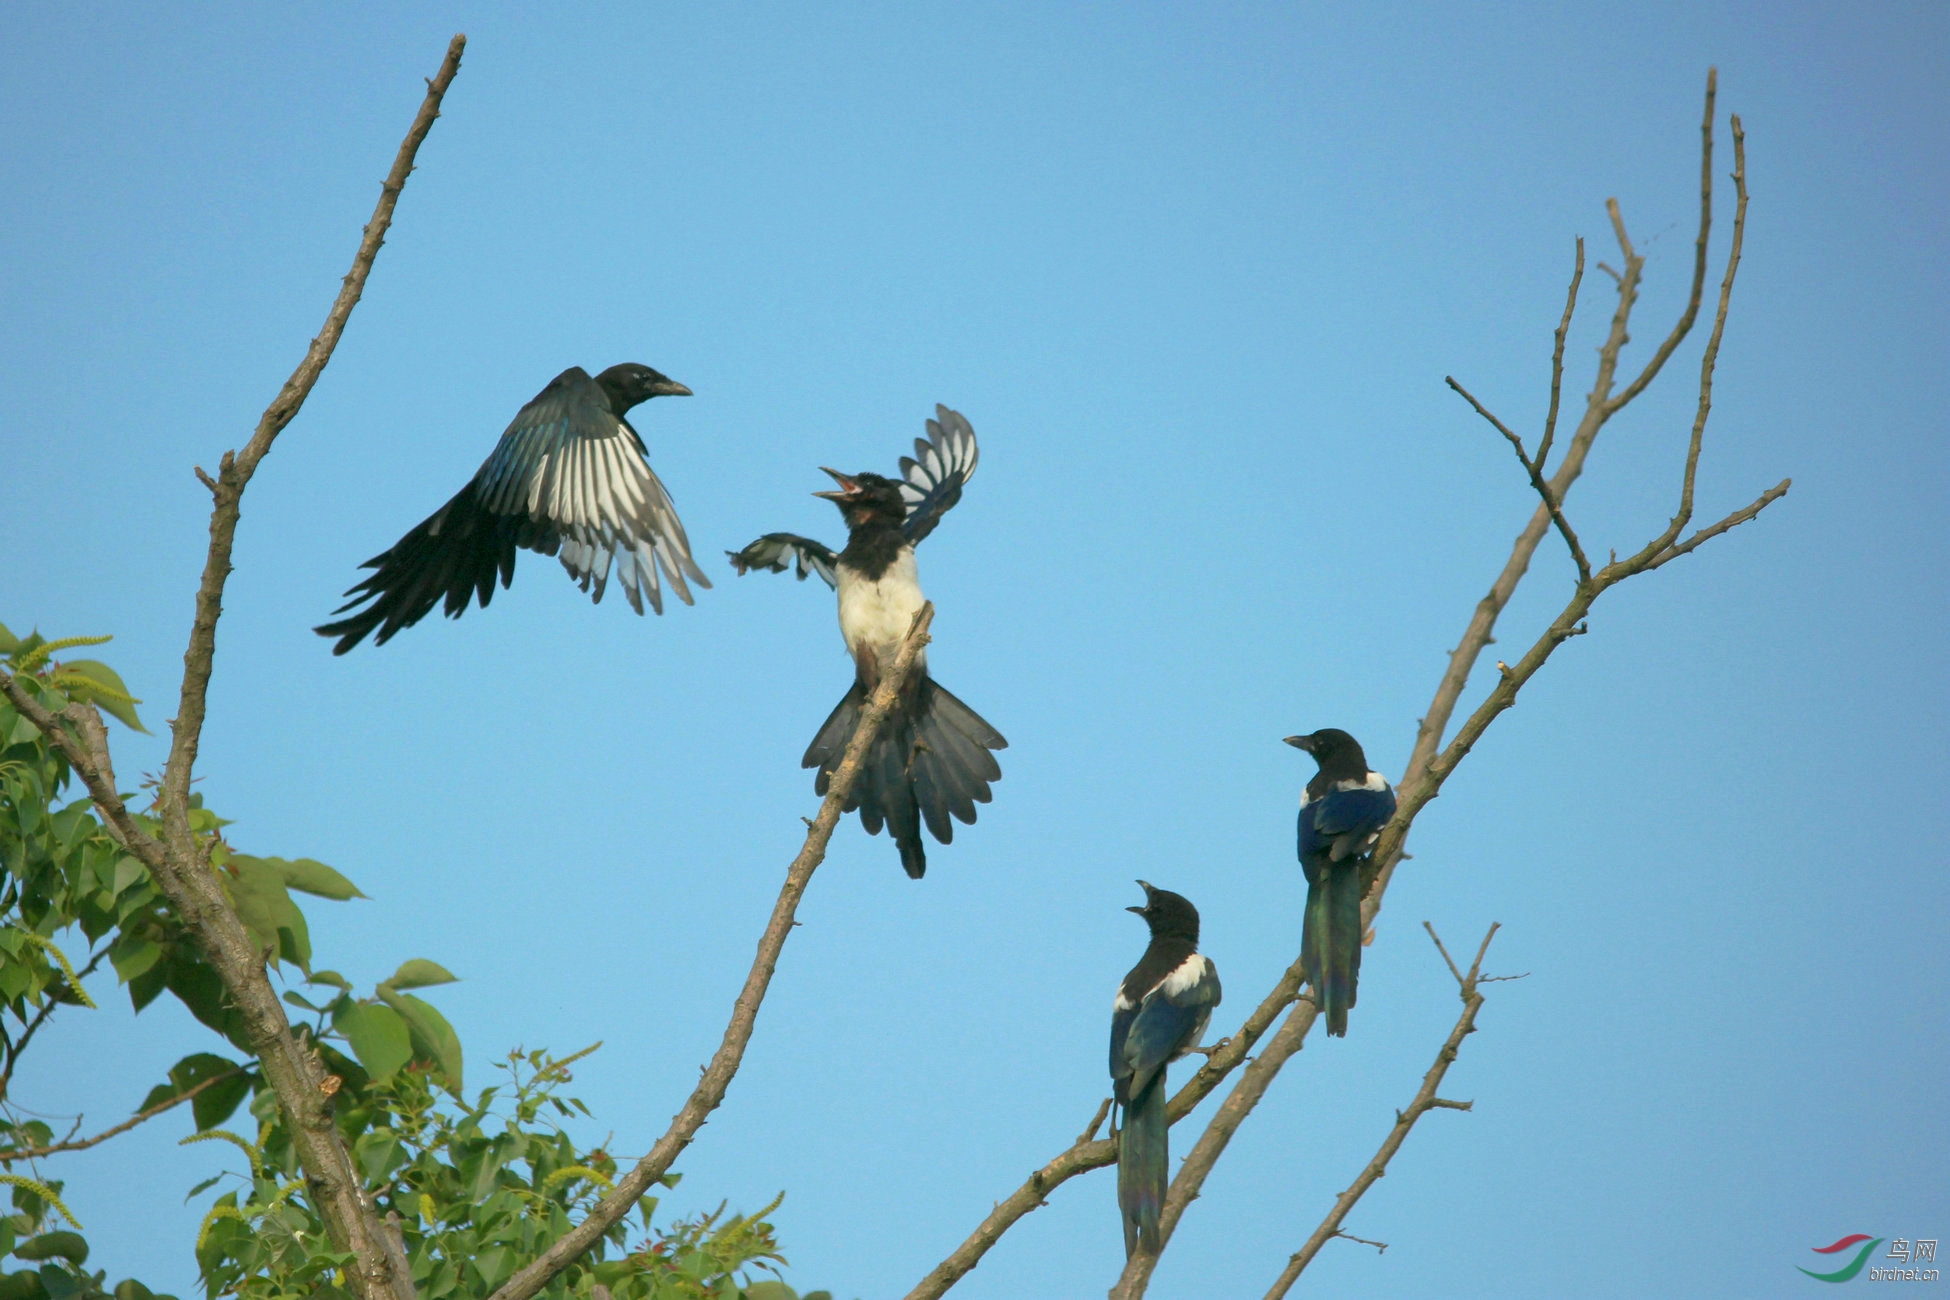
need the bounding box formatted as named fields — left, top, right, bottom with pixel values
left=315, top=363, right=709, bottom=653
left=1285, top=728, right=1397, bottom=1037
left=1110, top=881, right=1221, bottom=1260
left=728, top=405, right=1005, bottom=878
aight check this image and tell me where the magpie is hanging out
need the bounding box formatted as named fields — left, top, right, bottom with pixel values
left=1285, top=728, right=1397, bottom=1037
left=315, top=363, right=710, bottom=653
left=1110, top=881, right=1221, bottom=1260
left=728, top=405, right=1005, bottom=879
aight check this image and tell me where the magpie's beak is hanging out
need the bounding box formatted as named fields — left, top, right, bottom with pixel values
left=650, top=378, right=693, bottom=398
left=813, top=467, right=860, bottom=500
left=1283, top=734, right=1313, bottom=752
left=1128, top=878, right=1156, bottom=914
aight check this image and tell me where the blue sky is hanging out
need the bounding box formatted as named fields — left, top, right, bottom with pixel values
left=3, top=3, right=1945, bottom=1297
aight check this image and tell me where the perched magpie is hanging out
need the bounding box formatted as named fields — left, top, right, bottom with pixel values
left=728, top=405, right=1005, bottom=879
left=315, top=363, right=709, bottom=653
left=1285, top=728, right=1397, bottom=1037
left=1110, top=881, right=1221, bottom=1260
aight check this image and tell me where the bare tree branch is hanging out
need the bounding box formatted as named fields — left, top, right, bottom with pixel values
left=901, top=955, right=1310, bottom=1300
left=487, top=606, right=937, bottom=1300
left=1261, top=926, right=1499, bottom=1300
left=0, top=35, right=464, bottom=1300
left=1, top=1069, right=248, bottom=1164
left=911, top=70, right=1788, bottom=1300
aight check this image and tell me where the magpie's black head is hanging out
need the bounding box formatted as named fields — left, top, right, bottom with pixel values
left=594, top=363, right=693, bottom=413
left=1284, top=728, right=1370, bottom=782
left=814, top=469, right=906, bottom=529
left=1127, top=880, right=1200, bottom=943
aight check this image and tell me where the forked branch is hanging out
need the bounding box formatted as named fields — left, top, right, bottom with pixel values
left=1261, top=925, right=1501, bottom=1299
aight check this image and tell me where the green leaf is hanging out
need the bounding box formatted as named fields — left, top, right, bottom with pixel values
left=305, top=970, right=352, bottom=990
left=260, top=857, right=366, bottom=901
left=110, top=856, right=145, bottom=898
left=335, top=1002, right=412, bottom=1083
left=182, top=1175, right=222, bottom=1203
left=110, top=939, right=161, bottom=984
left=13, top=1231, right=88, bottom=1264
left=221, top=858, right=310, bottom=972
left=353, top=1130, right=402, bottom=1183
left=191, top=1071, right=251, bottom=1132
left=377, top=989, right=463, bottom=1092
left=0, top=623, right=18, bottom=654
left=139, top=1053, right=244, bottom=1117
left=743, top=1285, right=798, bottom=1300
left=382, top=959, right=458, bottom=991
left=53, top=660, right=146, bottom=733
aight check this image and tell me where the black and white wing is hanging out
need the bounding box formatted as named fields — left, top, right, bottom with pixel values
left=726, top=534, right=839, bottom=589
left=898, top=404, right=980, bottom=546
left=315, top=366, right=709, bottom=654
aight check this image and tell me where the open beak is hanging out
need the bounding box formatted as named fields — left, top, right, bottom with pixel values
left=651, top=378, right=693, bottom=398
left=813, top=467, right=860, bottom=500
left=1283, top=734, right=1313, bottom=751
left=1127, top=879, right=1156, bottom=914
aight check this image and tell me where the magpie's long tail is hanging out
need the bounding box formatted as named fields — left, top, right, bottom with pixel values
left=1116, top=1079, right=1168, bottom=1259
left=803, top=674, right=1006, bottom=879
left=1302, top=863, right=1362, bottom=1036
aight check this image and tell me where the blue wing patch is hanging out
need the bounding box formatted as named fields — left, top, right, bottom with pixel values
left=1298, top=786, right=1398, bottom=874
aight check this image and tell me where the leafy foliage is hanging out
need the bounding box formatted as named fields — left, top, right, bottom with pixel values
left=1, top=628, right=835, bottom=1299
left=196, top=1046, right=824, bottom=1300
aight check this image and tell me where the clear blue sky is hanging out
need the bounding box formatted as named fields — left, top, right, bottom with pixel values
left=4, top=4, right=1944, bottom=1297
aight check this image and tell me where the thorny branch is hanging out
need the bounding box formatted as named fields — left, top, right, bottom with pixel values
left=486, top=606, right=937, bottom=1300
left=0, top=34, right=464, bottom=1300
left=907, top=69, right=1787, bottom=1300
left=1261, top=926, right=1502, bottom=1300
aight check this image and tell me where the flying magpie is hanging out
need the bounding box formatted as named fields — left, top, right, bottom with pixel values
left=1110, top=881, right=1221, bottom=1260
left=1285, top=728, right=1397, bottom=1037
left=728, top=405, right=1005, bottom=879
left=315, top=363, right=710, bottom=653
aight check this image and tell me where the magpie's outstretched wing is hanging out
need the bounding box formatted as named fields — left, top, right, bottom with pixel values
left=1117, top=958, right=1222, bottom=1100
left=315, top=367, right=708, bottom=654
left=899, top=404, right=980, bottom=546
left=726, top=533, right=838, bottom=589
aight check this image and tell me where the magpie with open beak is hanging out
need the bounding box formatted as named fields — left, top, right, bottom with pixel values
left=728, top=405, right=1005, bottom=878
left=316, top=363, right=709, bottom=653
left=1110, top=881, right=1221, bottom=1259
left=1285, top=728, right=1397, bottom=1037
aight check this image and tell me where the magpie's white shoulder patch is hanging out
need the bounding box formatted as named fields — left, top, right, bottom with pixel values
left=1158, top=953, right=1212, bottom=999
left=1332, top=771, right=1391, bottom=794
left=1113, top=988, right=1137, bottom=1013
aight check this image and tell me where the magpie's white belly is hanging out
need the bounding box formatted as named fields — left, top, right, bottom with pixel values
left=837, top=549, right=926, bottom=672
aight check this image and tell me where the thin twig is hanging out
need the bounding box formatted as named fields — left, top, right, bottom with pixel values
left=1260, top=926, right=1498, bottom=1300
left=487, top=607, right=936, bottom=1300
left=1535, top=238, right=1585, bottom=471
left=1, top=1070, right=248, bottom=1164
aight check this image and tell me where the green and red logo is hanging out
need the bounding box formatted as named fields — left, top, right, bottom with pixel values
left=1798, top=1234, right=1883, bottom=1283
